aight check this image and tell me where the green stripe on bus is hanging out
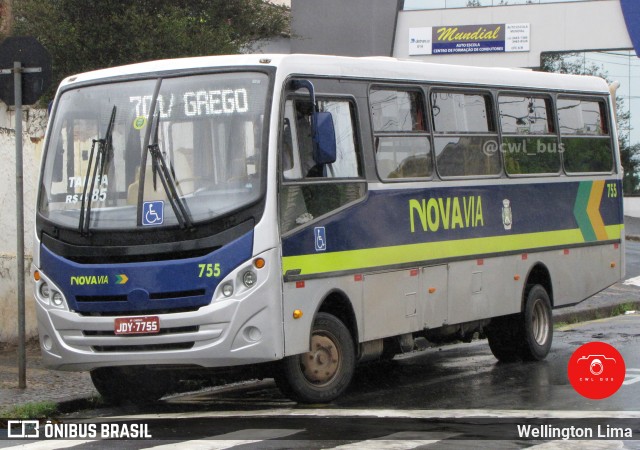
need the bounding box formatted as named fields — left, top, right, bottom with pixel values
left=282, top=225, right=623, bottom=276
left=573, top=181, right=597, bottom=242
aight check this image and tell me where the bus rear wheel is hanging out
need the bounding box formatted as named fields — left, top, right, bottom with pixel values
left=90, top=366, right=174, bottom=405
left=486, top=284, right=553, bottom=362
left=275, top=312, right=355, bottom=403
left=521, top=285, right=553, bottom=361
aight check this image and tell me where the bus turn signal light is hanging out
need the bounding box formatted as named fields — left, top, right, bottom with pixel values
left=293, top=309, right=303, bottom=319
left=33, top=271, right=40, bottom=282
left=254, top=258, right=265, bottom=269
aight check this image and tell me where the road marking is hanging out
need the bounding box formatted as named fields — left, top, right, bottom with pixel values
left=325, top=431, right=458, bottom=449
left=0, top=440, right=95, bottom=449
left=110, top=408, right=640, bottom=421
left=528, top=441, right=625, bottom=449
left=624, top=368, right=640, bottom=385
left=142, top=429, right=303, bottom=450
left=622, top=275, right=640, bottom=286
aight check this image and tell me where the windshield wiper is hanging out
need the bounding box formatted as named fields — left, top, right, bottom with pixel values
left=78, top=105, right=116, bottom=236
left=146, top=110, right=193, bottom=229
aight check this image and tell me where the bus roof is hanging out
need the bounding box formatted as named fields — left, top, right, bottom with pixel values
left=60, top=53, right=610, bottom=94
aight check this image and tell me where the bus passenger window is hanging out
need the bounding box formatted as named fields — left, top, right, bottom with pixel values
left=558, top=98, right=613, bottom=173
left=431, top=91, right=500, bottom=178
left=499, top=95, right=560, bottom=175
left=370, top=88, right=432, bottom=181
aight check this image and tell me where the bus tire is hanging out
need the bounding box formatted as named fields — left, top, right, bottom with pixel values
left=486, top=313, right=523, bottom=363
left=520, top=284, right=553, bottom=361
left=274, top=312, right=356, bottom=403
left=90, top=366, right=173, bottom=405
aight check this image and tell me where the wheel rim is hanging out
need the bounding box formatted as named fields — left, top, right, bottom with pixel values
left=531, top=298, right=550, bottom=346
left=300, top=331, right=341, bottom=386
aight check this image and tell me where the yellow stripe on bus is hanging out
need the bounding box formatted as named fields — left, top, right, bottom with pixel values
left=587, top=180, right=608, bottom=241
left=282, top=225, right=623, bottom=277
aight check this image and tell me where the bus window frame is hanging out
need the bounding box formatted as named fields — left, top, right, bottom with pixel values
left=428, top=86, right=503, bottom=180
left=278, top=88, right=367, bottom=236
left=279, top=92, right=365, bottom=184
left=368, top=84, right=434, bottom=183
left=497, top=90, right=563, bottom=178
left=556, top=94, right=616, bottom=176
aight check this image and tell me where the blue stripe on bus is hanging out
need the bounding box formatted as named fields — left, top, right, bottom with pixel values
left=40, top=230, right=254, bottom=313
left=282, top=180, right=622, bottom=257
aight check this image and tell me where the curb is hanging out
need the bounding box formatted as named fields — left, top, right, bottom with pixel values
left=553, top=300, right=640, bottom=326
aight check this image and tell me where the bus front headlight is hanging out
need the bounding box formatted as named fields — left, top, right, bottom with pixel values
left=39, top=282, right=51, bottom=301
left=221, top=282, right=234, bottom=297
left=51, top=291, right=64, bottom=307
left=242, top=270, right=257, bottom=288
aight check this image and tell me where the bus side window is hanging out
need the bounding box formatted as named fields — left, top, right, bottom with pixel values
left=499, top=94, right=560, bottom=175
left=432, top=91, right=501, bottom=178
left=558, top=97, right=613, bottom=174
left=370, top=87, right=432, bottom=181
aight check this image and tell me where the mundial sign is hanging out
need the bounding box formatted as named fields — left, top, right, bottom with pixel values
left=409, top=23, right=530, bottom=56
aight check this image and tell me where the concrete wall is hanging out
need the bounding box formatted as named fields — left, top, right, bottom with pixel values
left=0, top=102, right=46, bottom=342
left=291, top=0, right=402, bottom=57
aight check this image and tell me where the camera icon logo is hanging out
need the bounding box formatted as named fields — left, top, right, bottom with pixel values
left=568, top=342, right=625, bottom=400
left=576, top=354, right=617, bottom=376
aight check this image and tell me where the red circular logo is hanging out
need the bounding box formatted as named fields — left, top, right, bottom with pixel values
left=568, top=342, right=625, bottom=399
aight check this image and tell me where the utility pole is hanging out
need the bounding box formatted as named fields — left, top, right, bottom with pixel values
left=0, top=36, right=51, bottom=389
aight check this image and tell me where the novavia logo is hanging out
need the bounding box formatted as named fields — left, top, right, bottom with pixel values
left=70, top=275, right=109, bottom=286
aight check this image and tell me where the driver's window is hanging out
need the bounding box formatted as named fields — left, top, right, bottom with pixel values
left=282, top=98, right=360, bottom=180
left=279, top=96, right=364, bottom=234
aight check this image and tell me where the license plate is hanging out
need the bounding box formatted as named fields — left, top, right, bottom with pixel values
left=114, top=316, right=160, bottom=335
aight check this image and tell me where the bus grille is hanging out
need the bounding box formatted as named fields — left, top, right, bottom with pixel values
left=77, top=306, right=202, bottom=317
left=74, top=289, right=208, bottom=316
left=92, top=342, right=194, bottom=352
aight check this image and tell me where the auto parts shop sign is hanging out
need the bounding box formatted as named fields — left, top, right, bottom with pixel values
left=409, top=23, right=529, bottom=56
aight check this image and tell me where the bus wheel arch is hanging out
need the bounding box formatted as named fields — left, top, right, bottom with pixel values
left=275, top=290, right=358, bottom=403
left=522, top=263, right=554, bottom=310
left=486, top=264, right=553, bottom=363
left=316, top=289, right=359, bottom=349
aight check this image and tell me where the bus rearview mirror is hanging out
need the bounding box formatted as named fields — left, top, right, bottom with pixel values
left=312, top=111, right=336, bottom=165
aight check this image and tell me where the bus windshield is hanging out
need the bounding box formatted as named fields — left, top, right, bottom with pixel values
left=38, top=71, right=269, bottom=231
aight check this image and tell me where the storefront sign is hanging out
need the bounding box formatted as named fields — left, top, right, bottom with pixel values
left=409, top=23, right=530, bottom=56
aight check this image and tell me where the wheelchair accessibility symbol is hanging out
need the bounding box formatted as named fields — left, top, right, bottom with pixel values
left=142, top=201, right=164, bottom=226
left=314, top=227, right=326, bottom=252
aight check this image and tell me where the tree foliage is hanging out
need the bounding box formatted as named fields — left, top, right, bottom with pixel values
left=542, top=52, right=640, bottom=194
left=5, top=0, right=290, bottom=102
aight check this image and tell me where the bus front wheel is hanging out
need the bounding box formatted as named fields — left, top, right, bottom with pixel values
left=90, top=366, right=174, bottom=405
left=275, top=312, right=356, bottom=403
left=486, top=284, right=552, bottom=362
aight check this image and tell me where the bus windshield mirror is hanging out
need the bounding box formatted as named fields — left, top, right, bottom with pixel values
left=146, top=110, right=193, bottom=230
left=78, top=105, right=116, bottom=236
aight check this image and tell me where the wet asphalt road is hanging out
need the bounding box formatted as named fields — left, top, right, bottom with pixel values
left=150, top=313, right=640, bottom=413
left=48, top=313, right=639, bottom=449
left=24, top=243, right=638, bottom=448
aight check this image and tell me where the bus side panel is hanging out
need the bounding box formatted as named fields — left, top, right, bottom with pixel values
left=540, top=243, right=621, bottom=308
left=444, top=243, right=621, bottom=327
left=362, top=269, right=419, bottom=341
left=419, top=264, right=448, bottom=330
